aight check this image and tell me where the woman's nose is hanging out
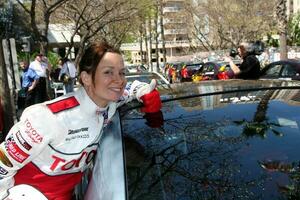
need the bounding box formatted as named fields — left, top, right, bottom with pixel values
left=114, top=73, right=125, bottom=82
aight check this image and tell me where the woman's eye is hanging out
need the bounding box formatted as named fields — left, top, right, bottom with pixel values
left=104, top=70, right=113, bottom=75
left=120, top=71, right=126, bottom=76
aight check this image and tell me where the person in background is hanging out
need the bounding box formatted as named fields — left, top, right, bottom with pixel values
left=19, top=61, right=40, bottom=108
left=0, top=41, right=162, bottom=199
left=59, top=58, right=77, bottom=93
left=50, top=58, right=63, bottom=82
left=29, top=54, right=50, bottom=102
left=224, top=42, right=261, bottom=80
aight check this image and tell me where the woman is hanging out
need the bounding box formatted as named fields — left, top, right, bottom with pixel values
left=58, top=58, right=77, bottom=94
left=224, top=42, right=260, bottom=80
left=0, top=41, right=161, bottom=199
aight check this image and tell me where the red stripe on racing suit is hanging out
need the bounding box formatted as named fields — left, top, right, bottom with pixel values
left=14, top=162, right=83, bottom=200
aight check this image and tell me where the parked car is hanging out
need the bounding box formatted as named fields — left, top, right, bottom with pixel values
left=126, top=71, right=170, bottom=87
left=260, top=59, right=300, bottom=80
left=180, top=62, right=203, bottom=82
left=86, top=79, right=300, bottom=200
left=192, top=61, right=230, bottom=82
left=126, top=64, right=148, bottom=73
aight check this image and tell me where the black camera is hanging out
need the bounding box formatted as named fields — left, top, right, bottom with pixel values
left=229, top=48, right=238, bottom=57
left=229, top=41, right=265, bottom=58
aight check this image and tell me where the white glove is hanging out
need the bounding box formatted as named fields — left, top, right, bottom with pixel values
left=135, top=79, right=157, bottom=102
left=3, top=184, right=48, bottom=200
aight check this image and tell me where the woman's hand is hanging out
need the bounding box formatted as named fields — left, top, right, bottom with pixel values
left=136, top=79, right=162, bottom=113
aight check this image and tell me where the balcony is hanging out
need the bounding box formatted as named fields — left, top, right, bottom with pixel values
left=163, top=7, right=182, bottom=13
left=164, top=28, right=188, bottom=35
left=163, top=19, right=185, bottom=24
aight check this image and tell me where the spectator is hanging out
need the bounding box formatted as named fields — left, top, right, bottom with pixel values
left=50, top=58, right=63, bottom=82
left=19, top=61, right=39, bottom=108
left=29, top=54, right=50, bottom=102
left=58, top=58, right=77, bottom=93
left=224, top=42, right=261, bottom=80
left=0, top=41, right=162, bottom=199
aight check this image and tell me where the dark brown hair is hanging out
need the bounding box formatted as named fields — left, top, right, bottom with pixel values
left=78, top=41, right=121, bottom=84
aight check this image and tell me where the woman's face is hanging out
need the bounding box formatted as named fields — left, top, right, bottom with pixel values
left=238, top=46, right=247, bottom=58
left=83, top=52, right=127, bottom=108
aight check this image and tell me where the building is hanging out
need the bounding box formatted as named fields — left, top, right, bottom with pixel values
left=47, top=23, right=81, bottom=59
left=287, top=0, right=300, bottom=17
left=121, top=0, right=196, bottom=66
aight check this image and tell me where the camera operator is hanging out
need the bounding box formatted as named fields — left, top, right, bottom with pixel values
left=224, top=42, right=261, bottom=80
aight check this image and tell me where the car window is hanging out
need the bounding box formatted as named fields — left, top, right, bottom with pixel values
left=281, top=64, right=297, bottom=77
left=264, top=64, right=282, bottom=76
left=203, top=63, right=214, bottom=72
left=126, top=73, right=169, bottom=85
left=186, top=63, right=202, bottom=70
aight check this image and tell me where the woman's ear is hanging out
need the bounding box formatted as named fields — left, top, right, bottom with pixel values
left=80, top=71, right=92, bottom=86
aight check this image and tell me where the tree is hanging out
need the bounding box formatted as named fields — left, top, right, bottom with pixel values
left=154, top=1, right=159, bottom=71
left=186, top=0, right=276, bottom=50
left=56, top=0, right=149, bottom=65
left=288, top=12, right=300, bottom=46
left=158, top=0, right=166, bottom=71
left=15, top=0, right=70, bottom=54
left=0, top=40, right=15, bottom=138
left=276, top=0, right=288, bottom=59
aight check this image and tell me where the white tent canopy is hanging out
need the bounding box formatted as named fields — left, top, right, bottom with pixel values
left=47, top=23, right=80, bottom=46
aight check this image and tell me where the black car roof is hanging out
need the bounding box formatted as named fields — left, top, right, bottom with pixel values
left=120, top=79, right=300, bottom=200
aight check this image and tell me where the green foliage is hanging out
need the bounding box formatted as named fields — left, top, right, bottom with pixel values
left=123, top=51, right=133, bottom=63
left=46, top=51, right=60, bottom=69
left=288, top=12, right=300, bottom=46
left=18, top=51, right=37, bottom=63
left=17, top=50, right=60, bottom=68
left=265, top=33, right=279, bottom=47
left=123, top=34, right=137, bottom=43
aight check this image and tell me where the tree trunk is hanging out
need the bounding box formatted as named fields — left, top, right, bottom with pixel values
left=276, top=0, right=288, bottom=59
left=144, top=20, right=149, bottom=68
left=0, top=40, right=15, bottom=139
left=148, top=18, right=153, bottom=71
left=159, top=0, right=166, bottom=72
left=139, top=24, right=144, bottom=64
left=154, top=2, right=159, bottom=72
left=279, top=33, right=288, bottom=60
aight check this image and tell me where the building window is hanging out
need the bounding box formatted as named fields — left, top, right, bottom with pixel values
left=175, top=48, right=182, bottom=53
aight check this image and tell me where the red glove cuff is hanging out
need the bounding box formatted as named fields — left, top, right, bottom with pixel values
left=140, top=89, right=162, bottom=113
left=144, top=111, right=164, bottom=128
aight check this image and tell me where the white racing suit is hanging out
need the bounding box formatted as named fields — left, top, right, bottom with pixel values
left=0, top=81, right=148, bottom=200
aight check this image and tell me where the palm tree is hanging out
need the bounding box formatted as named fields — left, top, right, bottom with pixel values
left=276, top=0, right=288, bottom=60
left=234, top=90, right=282, bottom=138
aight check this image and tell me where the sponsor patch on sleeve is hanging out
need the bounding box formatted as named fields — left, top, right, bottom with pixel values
left=5, top=136, right=29, bottom=163
left=0, top=165, right=8, bottom=176
left=0, top=148, right=13, bottom=167
left=24, top=118, right=43, bottom=144
left=15, top=131, right=32, bottom=151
